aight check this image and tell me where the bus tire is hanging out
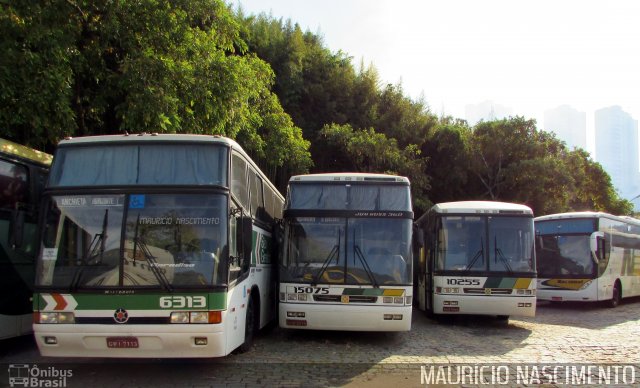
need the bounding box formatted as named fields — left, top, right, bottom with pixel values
left=238, top=296, right=257, bottom=353
left=496, top=315, right=509, bottom=322
left=608, top=281, right=621, bottom=308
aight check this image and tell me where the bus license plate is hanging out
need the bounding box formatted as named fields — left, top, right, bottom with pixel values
left=107, top=337, right=139, bottom=348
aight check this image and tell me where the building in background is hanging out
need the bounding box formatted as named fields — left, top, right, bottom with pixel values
left=594, top=106, right=640, bottom=209
left=544, top=105, right=587, bottom=151
left=465, top=100, right=512, bottom=126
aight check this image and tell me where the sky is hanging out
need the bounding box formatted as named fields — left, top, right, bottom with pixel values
left=231, top=0, right=640, bottom=157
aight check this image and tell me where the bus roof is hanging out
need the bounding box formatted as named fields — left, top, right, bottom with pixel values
left=57, top=133, right=241, bottom=148
left=1, top=138, right=53, bottom=167
left=535, top=211, right=640, bottom=226
left=55, top=134, right=282, bottom=198
left=430, top=201, right=533, bottom=215
left=289, top=172, right=409, bottom=184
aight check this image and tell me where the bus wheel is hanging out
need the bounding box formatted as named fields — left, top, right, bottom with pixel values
left=608, top=282, right=621, bottom=308
left=496, top=315, right=509, bottom=323
left=239, top=296, right=256, bottom=353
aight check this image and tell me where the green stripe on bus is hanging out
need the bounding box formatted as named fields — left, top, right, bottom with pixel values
left=484, top=277, right=515, bottom=288
left=35, top=292, right=227, bottom=311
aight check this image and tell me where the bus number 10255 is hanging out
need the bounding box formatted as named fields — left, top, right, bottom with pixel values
left=293, top=286, right=330, bottom=294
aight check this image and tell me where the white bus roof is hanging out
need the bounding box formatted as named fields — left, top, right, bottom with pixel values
left=430, top=201, right=533, bottom=215
left=58, top=133, right=241, bottom=148
left=535, top=211, right=640, bottom=226
left=289, top=172, right=409, bottom=184
left=55, top=134, right=282, bottom=198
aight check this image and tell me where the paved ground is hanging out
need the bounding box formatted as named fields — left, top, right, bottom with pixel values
left=1, top=299, right=639, bottom=387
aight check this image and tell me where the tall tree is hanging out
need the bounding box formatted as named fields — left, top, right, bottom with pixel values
left=1, top=0, right=311, bottom=184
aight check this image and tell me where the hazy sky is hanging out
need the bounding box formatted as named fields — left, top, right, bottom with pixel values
left=231, top=0, right=640, bottom=151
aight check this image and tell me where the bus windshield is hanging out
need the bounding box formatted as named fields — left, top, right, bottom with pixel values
left=281, top=217, right=412, bottom=285
left=437, top=215, right=535, bottom=274
left=536, top=235, right=595, bottom=278
left=37, top=193, right=227, bottom=289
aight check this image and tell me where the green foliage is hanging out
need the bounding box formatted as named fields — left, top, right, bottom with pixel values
left=0, top=0, right=310, bottom=184
left=320, top=123, right=430, bottom=211
left=1, top=3, right=631, bottom=216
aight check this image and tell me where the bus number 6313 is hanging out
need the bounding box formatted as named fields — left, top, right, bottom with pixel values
left=159, top=296, right=206, bottom=308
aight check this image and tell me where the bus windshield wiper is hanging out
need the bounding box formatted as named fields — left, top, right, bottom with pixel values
left=82, top=209, right=109, bottom=265
left=312, top=233, right=340, bottom=286
left=494, top=236, right=513, bottom=274
left=353, top=245, right=379, bottom=287
left=465, top=237, right=484, bottom=271
left=71, top=209, right=109, bottom=290
left=133, top=235, right=173, bottom=291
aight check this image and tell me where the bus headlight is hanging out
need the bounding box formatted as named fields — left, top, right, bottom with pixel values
left=171, top=311, right=222, bottom=324
left=190, top=312, right=209, bottom=324
left=170, top=312, right=190, bottom=324
left=38, top=312, right=75, bottom=324
left=579, top=280, right=593, bottom=290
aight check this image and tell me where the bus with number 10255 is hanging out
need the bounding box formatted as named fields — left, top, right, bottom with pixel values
left=414, top=201, right=537, bottom=320
left=279, top=173, right=414, bottom=331
left=32, top=134, right=284, bottom=357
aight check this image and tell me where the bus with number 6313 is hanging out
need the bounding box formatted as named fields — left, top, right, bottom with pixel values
left=33, top=134, right=283, bottom=357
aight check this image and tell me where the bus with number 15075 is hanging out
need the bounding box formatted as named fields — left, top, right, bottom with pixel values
left=279, top=173, right=414, bottom=331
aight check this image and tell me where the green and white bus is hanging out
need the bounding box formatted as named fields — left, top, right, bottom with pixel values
left=279, top=173, right=413, bottom=331
left=414, top=201, right=537, bottom=319
left=1, top=139, right=52, bottom=339
left=33, top=134, right=283, bottom=357
left=535, top=212, right=640, bottom=307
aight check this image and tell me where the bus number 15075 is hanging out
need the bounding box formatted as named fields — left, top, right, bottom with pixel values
left=293, top=286, right=330, bottom=294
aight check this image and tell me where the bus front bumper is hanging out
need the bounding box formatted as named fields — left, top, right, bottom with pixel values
left=279, top=303, right=411, bottom=331
left=34, top=324, right=227, bottom=358
left=433, top=294, right=536, bottom=317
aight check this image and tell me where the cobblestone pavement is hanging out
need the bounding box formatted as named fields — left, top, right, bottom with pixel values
left=1, top=299, right=639, bottom=387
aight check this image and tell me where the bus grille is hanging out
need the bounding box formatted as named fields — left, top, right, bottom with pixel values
left=463, top=288, right=513, bottom=295
left=313, top=295, right=378, bottom=303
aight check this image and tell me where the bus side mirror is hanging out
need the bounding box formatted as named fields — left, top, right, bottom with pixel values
left=10, top=208, right=25, bottom=249
left=241, top=216, right=253, bottom=270
left=591, top=232, right=605, bottom=261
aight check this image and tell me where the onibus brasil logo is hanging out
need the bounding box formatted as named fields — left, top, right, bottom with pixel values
left=8, top=364, right=72, bottom=387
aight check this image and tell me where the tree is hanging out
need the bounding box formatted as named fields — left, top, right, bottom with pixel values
left=0, top=0, right=311, bottom=184
left=320, top=123, right=430, bottom=212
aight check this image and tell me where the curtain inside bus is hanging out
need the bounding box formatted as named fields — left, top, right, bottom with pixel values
left=49, top=144, right=227, bottom=187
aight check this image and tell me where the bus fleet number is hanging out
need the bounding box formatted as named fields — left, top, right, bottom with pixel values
left=446, top=279, right=481, bottom=286
left=159, top=296, right=206, bottom=308
left=293, top=286, right=329, bottom=294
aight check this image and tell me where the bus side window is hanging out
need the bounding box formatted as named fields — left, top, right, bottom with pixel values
left=1, top=159, right=28, bottom=209
left=249, top=169, right=264, bottom=219
left=231, top=153, right=249, bottom=212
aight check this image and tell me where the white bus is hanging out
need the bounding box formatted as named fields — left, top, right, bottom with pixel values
left=33, top=134, right=284, bottom=357
left=415, top=201, right=537, bottom=319
left=279, top=173, right=413, bottom=331
left=535, top=212, right=640, bottom=307
left=0, top=139, right=52, bottom=340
